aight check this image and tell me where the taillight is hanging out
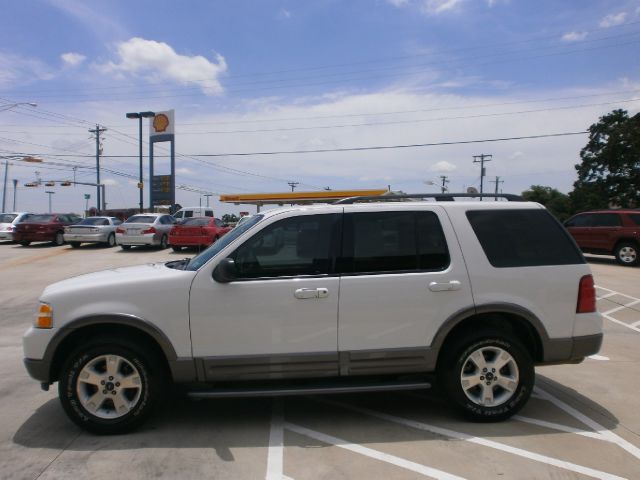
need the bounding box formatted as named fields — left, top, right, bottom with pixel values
left=577, top=275, right=596, bottom=313
left=142, top=227, right=156, bottom=234
left=115, top=227, right=125, bottom=234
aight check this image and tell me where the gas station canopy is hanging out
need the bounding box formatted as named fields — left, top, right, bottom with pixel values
left=219, top=189, right=388, bottom=209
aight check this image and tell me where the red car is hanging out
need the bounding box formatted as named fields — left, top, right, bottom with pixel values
left=13, top=213, right=83, bottom=246
left=168, top=217, right=231, bottom=251
left=564, top=210, right=640, bottom=266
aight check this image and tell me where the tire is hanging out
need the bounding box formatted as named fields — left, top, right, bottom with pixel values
left=438, top=330, right=534, bottom=422
left=53, top=232, right=65, bottom=246
left=19, top=241, right=31, bottom=246
left=159, top=235, right=168, bottom=249
left=58, top=339, right=162, bottom=434
left=171, top=245, right=182, bottom=252
left=120, top=245, right=131, bottom=250
left=70, top=242, right=81, bottom=248
left=614, top=242, right=639, bottom=266
left=107, top=233, right=116, bottom=248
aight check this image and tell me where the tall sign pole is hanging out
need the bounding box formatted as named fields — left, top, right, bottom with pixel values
left=472, top=154, right=492, bottom=201
left=89, top=125, right=107, bottom=212
left=149, top=110, right=176, bottom=213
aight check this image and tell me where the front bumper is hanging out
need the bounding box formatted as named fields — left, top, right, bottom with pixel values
left=0, top=231, right=14, bottom=240
left=24, top=358, right=50, bottom=383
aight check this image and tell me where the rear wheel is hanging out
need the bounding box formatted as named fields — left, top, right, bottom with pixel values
left=19, top=241, right=31, bottom=246
left=159, top=235, right=168, bottom=249
left=70, top=242, right=81, bottom=248
left=614, top=242, right=639, bottom=266
left=438, top=330, right=534, bottom=422
left=107, top=233, right=116, bottom=248
left=58, top=339, right=162, bottom=434
left=120, top=245, right=131, bottom=250
left=171, top=245, right=182, bottom=252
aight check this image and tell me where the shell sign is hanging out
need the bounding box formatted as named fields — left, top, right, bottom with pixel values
left=150, top=109, right=174, bottom=136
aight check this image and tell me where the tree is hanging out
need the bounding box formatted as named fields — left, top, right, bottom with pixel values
left=572, top=109, right=640, bottom=210
left=521, top=185, right=571, bottom=221
left=222, top=213, right=239, bottom=224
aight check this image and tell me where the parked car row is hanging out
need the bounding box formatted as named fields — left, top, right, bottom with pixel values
left=0, top=211, right=234, bottom=251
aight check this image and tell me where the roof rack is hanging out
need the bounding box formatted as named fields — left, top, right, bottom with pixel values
left=335, top=193, right=524, bottom=204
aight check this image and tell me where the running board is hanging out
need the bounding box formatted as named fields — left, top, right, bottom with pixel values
left=187, top=380, right=432, bottom=399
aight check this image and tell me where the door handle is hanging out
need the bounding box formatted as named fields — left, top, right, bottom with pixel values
left=429, top=280, right=461, bottom=292
left=294, top=288, right=329, bottom=299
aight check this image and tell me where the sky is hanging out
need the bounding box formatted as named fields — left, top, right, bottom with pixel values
left=1, top=0, right=639, bottom=215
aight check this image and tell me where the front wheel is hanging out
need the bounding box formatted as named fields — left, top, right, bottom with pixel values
left=438, top=331, right=534, bottom=422
left=53, top=232, right=65, bottom=246
left=614, top=242, right=639, bottom=266
left=58, top=340, right=162, bottom=434
left=19, top=241, right=31, bottom=246
left=159, top=235, right=168, bottom=249
left=171, top=245, right=182, bottom=252
left=120, top=245, right=131, bottom=250
left=107, top=233, right=116, bottom=247
left=70, top=242, right=81, bottom=248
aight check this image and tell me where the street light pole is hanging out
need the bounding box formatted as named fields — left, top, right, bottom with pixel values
left=126, top=111, right=155, bottom=213
left=12, top=179, right=17, bottom=211
left=1, top=160, right=8, bottom=212
left=45, top=191, right=55, bottom=213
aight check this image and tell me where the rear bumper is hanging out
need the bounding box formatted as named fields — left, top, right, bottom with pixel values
left=540, top=333, right=603, bottom=365
left=116, top=234, right=158, bottom=246
left=169, top=236, right=212, bottom=246
left=64, top=233, right=109, bottom=243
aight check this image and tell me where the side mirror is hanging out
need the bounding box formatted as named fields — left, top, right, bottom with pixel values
left=213, top=257, right=237, bottom=283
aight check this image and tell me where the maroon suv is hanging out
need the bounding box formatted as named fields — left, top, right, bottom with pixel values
left=565, top=210, right=640, bottom=266
left=13, top=213, right=82, bottom=246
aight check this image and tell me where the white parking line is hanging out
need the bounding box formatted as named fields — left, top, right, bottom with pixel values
left=603, top=313, right=640, bottom=334
left=596, top=292, right=619, bottom=300
left=535, top=387, right=640, bottom=461
left=595, top=286, right=640, bottom=303
left=594, top=285, right=640, bottom=333
left=513, top=415, right=606, bottom=441
left=602, top=299, right=640, bottom=316
left=266, top=399, right=286, bottom=480
left=315, top=398, right=626, bottom=480
left=285, top=422, right=466, bottom=480
left=588, top=355, right=610, bottom=361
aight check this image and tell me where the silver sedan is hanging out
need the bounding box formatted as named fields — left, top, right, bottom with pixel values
left=63, top=216, right=123, bottom=247
left=115, top=213, right=177, bottom=250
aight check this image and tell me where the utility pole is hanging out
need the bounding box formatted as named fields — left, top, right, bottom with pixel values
left=203, top=194, right=212, bottom=207
left=12, top=179, right=17, bottom=211
left=489, top=176, right=504, bottom=201
left=45, top=191, right=55, bottom=213
left=439, top=175, right=450, bottom=193
left=287, top=181, right=299, bottom=192
left=88, top=125, right=107, bottom=213
left=472, top=154, right=492, bottom=201
left=1, top=160, right=8, bottom=212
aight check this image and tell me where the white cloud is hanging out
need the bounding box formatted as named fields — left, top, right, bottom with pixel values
left=102, top=178, right=119, bottom=186
left=561, top=31, right=587, bottom=42
left=422, top=0, right=465, bottom=15
left=386, top=0, right=410, bottom=6
left=61, top=52, right=86, bottom=66
left=430, top=160, right=457, bottom=172
left=388, top=0, right=505, bottom=15
left=101, top=37, right=227, bottom=95
left=278, top=8, right=292, bottom=19
left=0, top=52, right=54, bottom=88
left=176, top=167, right=195, bottom=175
left=599, top=12, right=627, bottom=28
left=509, top=151, right=524, bottom=160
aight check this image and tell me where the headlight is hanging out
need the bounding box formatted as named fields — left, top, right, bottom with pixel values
left=35, top=302, right=53, bottom=329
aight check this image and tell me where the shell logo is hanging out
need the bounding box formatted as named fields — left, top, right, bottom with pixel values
left=153, top=114, right=170, bottom=133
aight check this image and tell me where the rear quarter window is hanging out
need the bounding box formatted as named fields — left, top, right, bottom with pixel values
left=466, top=209, right=585, bottom=268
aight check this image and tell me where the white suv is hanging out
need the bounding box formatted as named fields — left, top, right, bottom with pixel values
left=23, top=194, right=603, bottom=434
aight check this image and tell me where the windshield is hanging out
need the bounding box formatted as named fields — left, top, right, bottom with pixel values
left=125, top=215, right=156, bottom=224
left=186, top=214, right=263, bottom=271
left=24, top=214, right=54, bottom=223
left=79, top=217, right=109, bottom=226
left=181, top=217, right=210, bottom=226
left=0, top=214, right=17, bottom=223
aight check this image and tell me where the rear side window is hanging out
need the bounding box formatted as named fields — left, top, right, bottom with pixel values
left=565, top=214, right=593, bottom=227
left=629, top=214, right=640, bottom=226
left=467, top=209, right=585, bottom=268
left=184, top=211, right=194, bottom=218
left=205, top=210, right=213, bottom=217
left=340, top=211, right=449, bottom=274
left=591, top=213, right=622, bottom=227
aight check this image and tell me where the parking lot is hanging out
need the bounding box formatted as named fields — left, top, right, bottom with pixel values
left=1, top=243, right=639, bottom=480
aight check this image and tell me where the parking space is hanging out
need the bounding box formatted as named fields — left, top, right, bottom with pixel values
left=1, top=244, right=639, bottom=479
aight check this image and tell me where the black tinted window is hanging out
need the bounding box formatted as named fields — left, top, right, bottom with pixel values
left=182, top=218, right=210, bottom=226
left=205, top=211, right=213, bottom=217
left=565, top=214, right=593, bottom=227
left=591, top=213, right=622, bottom=227
left=340, top=211, right=449, bottom=274
left=184, top=211, right=194, bottom=218
left=125, top=215, right=156, bottom=224
left=628, top=213, right=640, bottom=226
left=232, top=214, right=338, bottom=278
left=467, top=209, right=584, bottom=268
